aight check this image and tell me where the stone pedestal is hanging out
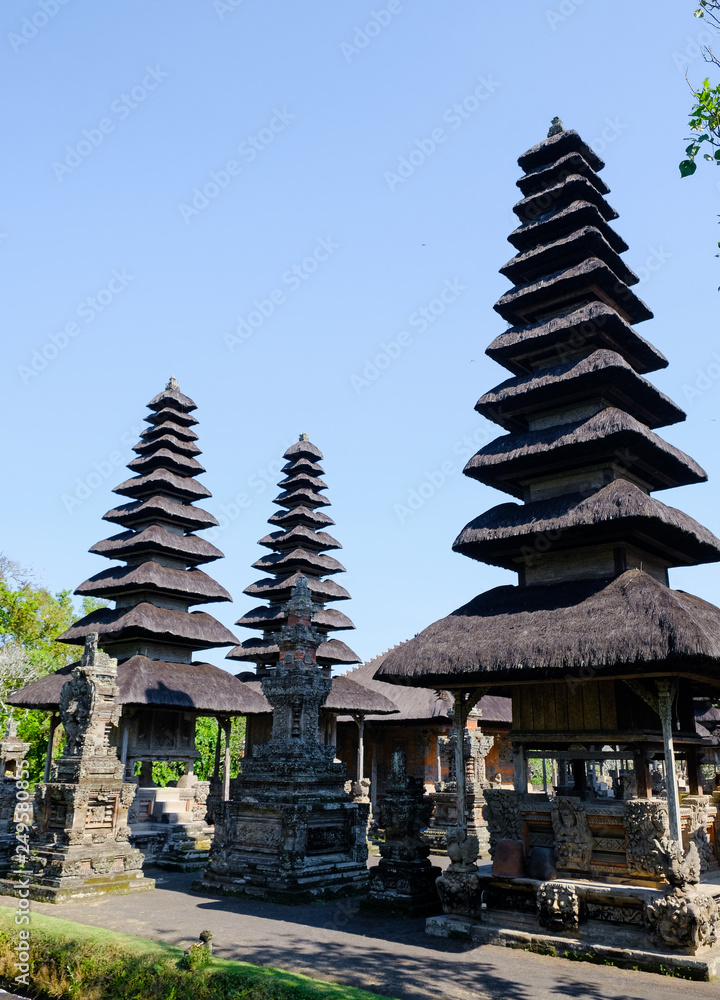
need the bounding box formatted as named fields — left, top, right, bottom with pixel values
left=367, top=750, right=441, bottom=915
left=1, top=636, right=154, bottom=902
left=198, top=579, right=369, bottom=903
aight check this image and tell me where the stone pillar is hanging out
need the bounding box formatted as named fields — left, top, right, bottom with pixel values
left=5, top=635, right=154, bottom=903
left=222, top=718, right=231, bottom=801
left=657, top=680, right=682, bottom=845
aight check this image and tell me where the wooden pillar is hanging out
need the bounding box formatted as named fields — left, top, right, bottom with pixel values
left=353, top=714, right=365, bottom=782
left=513, top=743, right=527, bottom=793
left=371, top=744, right=378, bottom=814
left=657, top=680, right=682, bottom=844
left=43, top=714, right=59, bottom=782
left=687, top=749, right=703, bottom=796
left=222, top=717, right=232, bottom=801
left=120, top=717, right=129, bottom=766
left=212, top=720, right=222, bottom=780
left=634, top=749, right=653, bottom=798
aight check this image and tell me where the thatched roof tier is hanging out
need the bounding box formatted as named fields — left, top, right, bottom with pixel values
left=75, top=562, right=232, bottom=604
left=517, top=128, right=604, bottom=174
left=281, top=458, right=324, bottom=476
left=494, top=258, right=653, bottom=327
left=235, top=604, right=355, bottom=632
left=277, top=472, right=328, bottom=493
left=226, top=636, right=360, bottom=666
left=508, top=201, right=628, bottom=255
left=127, top=448, right=206, bottom=478
left=244, top=573, right=351, bottom=602
left=453, top=479, right=720, bottom=569
left=140, top=419, right=199, bottom=443
left=57, top=603, right=238, bottom=649
left=145, top=406, right=197, bottom=428
left=103, top=497, right=218, bottom=532
left=235, top=676, right=398, bottom=716
left=8, top=657, right=267, bottom=715
left=147, top=384, right=197, bottom=413
left=251, top=549, right=346, bottom=576
left=476, top=350, right=684, bottom=432
left=374, top=570, right=720, bottom=689
left=114, top=469, right=212, bottom=502
left=132, top=433, right=201, bottom=458
left=486, top=302, right=666, bottom=377
left=344, top=648, right=512, bottom=725
left=284, top=438, right=323, bottom=462
left=500, top=227, right=637, bottom=287
left=89, top=525, right=223, bottom=565
left=272, top=488, right=331, bottom=509
left=268, top=505, right=335, bottom=529
left=258, top=526, right=342, bottom=553
left=517, top=152, right=610, bottom=198
left=513, top=175, right=617, bottom=226
left=464, top=406, right=705, bottom=498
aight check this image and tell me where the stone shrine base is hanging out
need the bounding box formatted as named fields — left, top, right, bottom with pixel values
left=0, top=866, right=154, bottom=904
left=427, top=867, right=720, bottom=980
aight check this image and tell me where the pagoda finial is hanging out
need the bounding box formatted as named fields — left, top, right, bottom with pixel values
left=166, top=375, right=180, bottom=391
left=299, top=432, right=309, bottom=441
left=547, top=117, right=564, bottom=137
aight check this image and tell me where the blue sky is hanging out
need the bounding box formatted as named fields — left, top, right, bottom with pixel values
left=3, top=0, right=720, bottom=668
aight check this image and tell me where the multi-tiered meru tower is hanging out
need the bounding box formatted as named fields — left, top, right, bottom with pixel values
left=199, top=438, right=370, bottom=902
left=378, top=122, right=720, bottom=969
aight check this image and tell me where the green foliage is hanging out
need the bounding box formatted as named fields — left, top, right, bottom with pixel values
left=0, top=910, right=393, bottom=1000
left=179, top=941, right=212, bottom=971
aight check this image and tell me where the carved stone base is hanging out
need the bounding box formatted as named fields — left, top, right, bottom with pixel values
left=155, top=821, right=213, bottom=872
left=645, top=887, right=720, bottom=952
left=366, top=858, right=441, bottom=915
left=436, top=868, right=482, bottom=919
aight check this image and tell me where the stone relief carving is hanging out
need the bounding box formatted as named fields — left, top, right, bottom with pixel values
left=624, top=799, right=669, bottom=878
left=537, top=882, right=580, bottom=932
left=551, top=797, right=593, bottom=872
left=483, top=788, right=522, bottom=857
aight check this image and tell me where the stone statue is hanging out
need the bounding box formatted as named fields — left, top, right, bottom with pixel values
left=537, top=882, right=580, bottom=932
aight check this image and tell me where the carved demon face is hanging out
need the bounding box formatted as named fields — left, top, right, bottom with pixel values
left=537, top=882, right=580, bottom=932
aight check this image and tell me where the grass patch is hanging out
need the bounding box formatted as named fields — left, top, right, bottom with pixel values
left=0, top=909, right=396, bottom=1000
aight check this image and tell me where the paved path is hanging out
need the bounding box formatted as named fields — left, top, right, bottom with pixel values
left=1, top=868, right=718, bottom=1000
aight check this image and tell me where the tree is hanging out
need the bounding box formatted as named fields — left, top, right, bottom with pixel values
left=680, top=3, right=720, bottom=178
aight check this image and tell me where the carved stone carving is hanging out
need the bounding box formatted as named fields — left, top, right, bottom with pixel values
left=645, top=888, right=719, bottom=951
left=624, top=799, right=669, bottom=878
left=551, top=797, right=592, bottom=872
left=684, top=796, right=715, bottom=872
left=537, top=882, right=580, bottom=932
left=446, top=827, right=479, bottom=872
left=436, top=868, right=481, bottom=919
left=483, top=789, right=522, bottom=857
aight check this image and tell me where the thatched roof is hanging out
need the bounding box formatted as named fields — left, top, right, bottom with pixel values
left=514, top=175, right=617, bottom=226
left=517, top=152, right=609, bottom=198
left=486, top=301, right=666, bottom=377
left=464, top=406, right=705, bottom=498
left=282, top=458, right=324, bottom=476
left=500, top=226, right=637, bottom=287
left=103, top=497, right=218, bottom=532
left=146, top=406, right=197, bottom=428
left=226, top=636, right=360, bottom=666
left=284, top=438, right=323, bottom=461
left=244, top=573, right=350, bottom=602
left=268, top=505, right=335, bottom=529
left=252, top=549, right=346, bottom=576
left=273, top=488, right=330, bottom=509
left=90, top=525, right=223, bottom=564
left=494, top=257, right=652, bottom=327
left=453, top=479, right=720, bottom=569
left=132, top=433, right=201, bottom=458
left=258, top=526, right=342, bottom=552
left=57, top=603, right=238, bottom=649
left=147, top=385, right=197, bottom=413
left=235, top=675, right=398, bottom=716
left=476, top=349, right=684, bottom=432
left=341, top=647, right=512, bottom=725
left=235, top=604, right=355, bottom=632
left=141, top=419, right=198, bottom=442
left=517, top=128, right=603, bottom=173
left=114, top=469, right=211, bottom=502
left=277, top=472, right=327, bottom=493
left=128, top=448, right=205, bottom=478
left=76, top=563, right=232, bottom=604
left=509, top=201, right=627, bottom=255
left=8, top=656, right=268, bottom=715
left=374, top=570, right=720, bottom=689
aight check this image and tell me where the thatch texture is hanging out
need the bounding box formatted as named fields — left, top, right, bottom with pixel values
left=147, top=385, right=197, bottom=413
left=132, top=433, right=201, bottom=457
left=76, top=562, right=232, bottom=604
left=244, top=574, right=350, bottom=601
left=374, top=570, right=720, bottom=688
left=284, top=438, right=323, bottom=461
left=128, top=448, right=205, bottom=477
left=476, top=349, right=684, bottom=432
left=258, top=526, right=342, bottom=551
left=146, top=406, right=197, bottom=427
left=464, top=406, right=706, bottom=497
left=453, top=478, right=720, bottom=568
left=268, top=505, right=335, bottom=528
left=513, top=174, right=617, bottom=225
left=500, top=226, right=637, bottom=287
left=485, top=301, right=666, bottom=377
left=57, top=603, right=238, bottom=649
left=252, top=549, right=346, bottom=575
left=141, top=419, right=198, bottom=442
left=114, top=469, right=211, bottom=501
left=235, top=604, right=355, bottom=632
left=517, top=128, right=603, bottom=173
left=508, top=201, right=627, bottom=255
left=90, top=525, right=223, bottom=564
left=517, top=151, right=609, bottom=197
left=226, top=636, right=360, bottom=666
left=273, top=488, right=331, bottom=509
left=103, top=497, right=218, bottom=531
left=8, top=656, right=268, bottom=715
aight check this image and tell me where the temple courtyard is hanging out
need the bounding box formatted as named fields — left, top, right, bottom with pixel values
left=0, top=863, right=715, bottom=1000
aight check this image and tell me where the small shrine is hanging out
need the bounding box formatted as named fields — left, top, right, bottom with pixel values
left=9, top=380, right=266, bottom=872
left=377, top=122, right=720, bottom=974
left=5, top=636, right=154, bottom=902
left=199, top=578, right=370, bottom=902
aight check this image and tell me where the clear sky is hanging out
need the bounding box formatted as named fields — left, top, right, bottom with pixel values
left=3, top=0, right=720, bottom=669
